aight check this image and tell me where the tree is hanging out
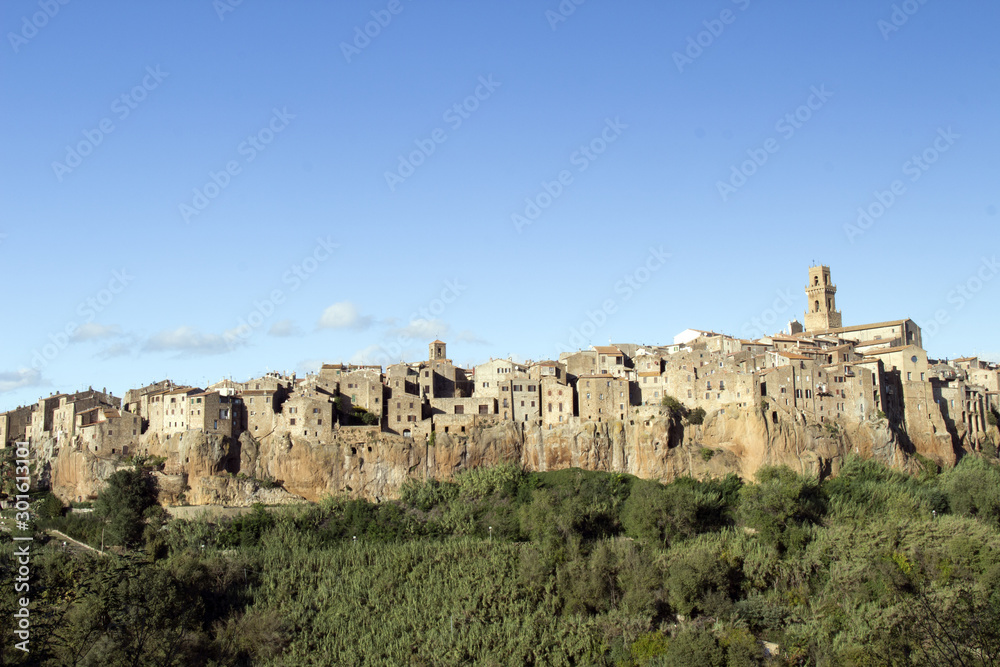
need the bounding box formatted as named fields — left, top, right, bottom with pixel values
left=94, top=467, right=160, bottom=548
left=736, top=465, right=825, bottom=552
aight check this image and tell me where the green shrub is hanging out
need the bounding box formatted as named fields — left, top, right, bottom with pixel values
left=687, top=407, right=706, bottom=425
left=700, top=447, right=714, bottom=462
left=661, top=395, right=684, bottom=414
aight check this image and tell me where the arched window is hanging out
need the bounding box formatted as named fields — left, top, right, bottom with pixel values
left=814, top=276, right=819, bottom=286
left=814, top=300, right=820, bottom=312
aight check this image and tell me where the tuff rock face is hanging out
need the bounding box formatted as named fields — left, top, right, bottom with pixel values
left=43, top=405, right=974, bottom=506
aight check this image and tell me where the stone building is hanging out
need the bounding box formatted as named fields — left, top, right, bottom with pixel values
left=186, top=391, right=242, bottom=437
left=76, top=407, right=141, bottom=457
left=0, top=405, right=34, bottom=448
left=276, top=387, right=335, bottom=442
left=541, top=377, right=573, bottom=429
left=560, top=349, right=598, bottom=380
left=241, top=387, right=286, bottom=437
left=496, top=378, right=541, bottom=423
left=124, top=379, right=175, bottom=415
left=473, top=358, right=528, bottom=398
left=593, top=346, right=631, bottom=376
left=760, top=360, right=879, bottom=424
left=340, top=369, right=385, bottom=416
left=152, top=386, right=203, bottom=436
left=29, top=389, right=119, bottom=444
left=386, top=385, right=423, bottom=436
left=528, top=360, right=567, bottom=382
left=577, top=375, right=630, bottom=423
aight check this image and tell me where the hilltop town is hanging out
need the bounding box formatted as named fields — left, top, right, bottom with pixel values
left=3, top=266, right=997, bottom=504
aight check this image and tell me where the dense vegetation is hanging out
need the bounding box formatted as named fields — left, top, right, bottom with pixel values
left=5, top=454, right=1000, bottom=665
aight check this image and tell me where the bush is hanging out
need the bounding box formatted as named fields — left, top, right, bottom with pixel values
left=661, top=395, right=684, bottom=414
left=455, top=462, right=525, bottom=500
left=402, top=478, right=460, bottom=512
left=700, top=447, right=714, bottom=462
left=988, top=411, right=998, bottom=427
left=687, top=407, right=706, bottom=425
left=36, top=491, right=65, bottom=519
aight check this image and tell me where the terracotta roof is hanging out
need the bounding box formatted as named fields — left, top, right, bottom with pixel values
left=431, top=339, right=445, bottom=344
left=594, top=346, right=621, bottom=354
left=861, top=345, right=917, bottom=356
left=638, top=371, right=662, bottom=377
left=811, top=319, right=911, bottom=335
left=777, top=352, right=812, bottom=360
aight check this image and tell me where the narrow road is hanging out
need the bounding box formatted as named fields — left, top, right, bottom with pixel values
left=47, top=529, right=106, bottom=557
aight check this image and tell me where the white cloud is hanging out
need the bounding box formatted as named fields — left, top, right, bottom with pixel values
left=454, top=329, right=489, bottom=345
left=268, top=319, right=301, bottom=337
left=97, top=341, right=137, bottom=360
left=0, top=368, right=45, bottom=394
left=145, top=326, right=242, bottom=356
left=390, top=318, right=449, bottom=340
left=296, top=358, right=325, bottom=374
left=72, top=323, right=123, bottom=342
left=318, top=302, right=372, bottom=330
left=347, top=344, right=404, bottom=366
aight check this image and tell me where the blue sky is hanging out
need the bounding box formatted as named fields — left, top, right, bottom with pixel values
left=2, top=0, right=998, bottom=411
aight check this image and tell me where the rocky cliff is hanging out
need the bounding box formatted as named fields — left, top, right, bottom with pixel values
left=39, top=403, right=961, bottom=507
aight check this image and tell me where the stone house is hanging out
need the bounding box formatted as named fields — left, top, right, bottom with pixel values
left=541, top=377, right=574, bottom=429
left=577, top=375, right=630, bottom=423
left=75, top=407, right=141, bottom=457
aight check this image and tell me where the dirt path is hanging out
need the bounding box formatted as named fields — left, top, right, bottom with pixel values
left=47, top=529, right=106, bottom=557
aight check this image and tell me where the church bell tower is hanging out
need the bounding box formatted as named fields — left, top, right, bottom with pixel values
left=804, top=265, right=842, bottom=331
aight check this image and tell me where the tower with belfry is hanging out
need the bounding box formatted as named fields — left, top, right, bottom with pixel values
left=804, top=265, right=842, bottom=331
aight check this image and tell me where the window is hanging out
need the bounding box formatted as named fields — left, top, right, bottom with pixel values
left=290, top=418, right=296, bottom=425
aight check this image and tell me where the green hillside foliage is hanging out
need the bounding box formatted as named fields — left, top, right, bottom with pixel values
left=7, top=454, right=1000, bottom=665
